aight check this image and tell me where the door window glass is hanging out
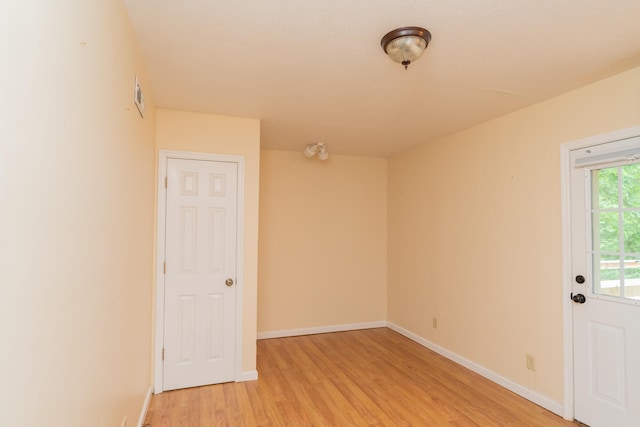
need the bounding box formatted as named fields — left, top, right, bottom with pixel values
left=591, top=163, right=640, bottom=300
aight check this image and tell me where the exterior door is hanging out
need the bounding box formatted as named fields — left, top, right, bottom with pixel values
left=570, top=137, right=640, bottom=426
left=162, top=157, right=238, bottom=391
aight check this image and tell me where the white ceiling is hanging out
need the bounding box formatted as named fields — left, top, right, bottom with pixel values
left=123, top=0, right=640, bottom=157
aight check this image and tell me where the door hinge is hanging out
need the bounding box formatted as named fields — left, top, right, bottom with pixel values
left=162, top=348, right=165, bottom=361
left=163, top=261, right=166, bottom=274
left=164, top=176, right=168, bottom=188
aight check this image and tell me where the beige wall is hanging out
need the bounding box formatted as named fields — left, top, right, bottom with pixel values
left=1, top=1, right=156, bottom=426
left=258, top=150, right=388, bottom=332
left=155, top=108, right=261, bottom=373
left=388, top=67, right=640, bottom=403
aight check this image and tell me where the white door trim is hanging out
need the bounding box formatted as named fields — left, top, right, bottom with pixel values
left=560, top=125, right=640, bottom=420
left=154, top=150, right=245, bottom=393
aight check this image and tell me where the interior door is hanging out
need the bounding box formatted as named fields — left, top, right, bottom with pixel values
left=570, top=137, right=640, bottom=426
left=163, top=158, right=238, bottom=391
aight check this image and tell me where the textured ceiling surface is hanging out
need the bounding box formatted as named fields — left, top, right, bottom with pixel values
left=123, top=0, right=640, bottom=157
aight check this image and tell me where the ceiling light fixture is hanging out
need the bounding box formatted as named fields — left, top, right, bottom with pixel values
left=381, top=26, right=431, bottom=70
left=304, top=142, right=329, bottom=160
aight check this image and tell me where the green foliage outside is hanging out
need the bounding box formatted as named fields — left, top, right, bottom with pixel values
left=594, top=163, right=640, bottom=280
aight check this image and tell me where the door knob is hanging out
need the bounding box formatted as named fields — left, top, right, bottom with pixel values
left=575, top=275, right=585, bottom=284
left=571, top=293, right=586, bottom=304
left=225, top=278, right=234, bottom=287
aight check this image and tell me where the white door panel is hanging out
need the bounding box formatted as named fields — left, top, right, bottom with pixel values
left=163, top=158, right=238, bottom=390
left=571, top=139, right=640, bottom=426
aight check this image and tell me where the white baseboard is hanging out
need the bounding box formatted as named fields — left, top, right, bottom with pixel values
left=136, top=386, right=153, bottom=427
left=257, top=321, right=388, bottom=340
left=386, top=322, right=564, bottom=417
left=240, top=370, right=258, bottom=382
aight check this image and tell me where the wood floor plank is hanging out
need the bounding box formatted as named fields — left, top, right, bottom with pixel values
left=144, top=328, right=576, bottom=426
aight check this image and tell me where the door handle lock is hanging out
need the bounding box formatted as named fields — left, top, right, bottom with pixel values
left=225, top=278, right=234, bottom=287
left=571, top=293, right=586, bottom=304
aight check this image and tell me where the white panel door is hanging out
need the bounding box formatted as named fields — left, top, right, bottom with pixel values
left=163, top=158, right=238, bottom=391
left=570, top=139, right=640, bottom=426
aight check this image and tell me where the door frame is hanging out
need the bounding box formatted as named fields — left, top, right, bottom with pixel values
left=560, top=125, right=640, bottom=420
left=154, top=150, right=245, bottom=393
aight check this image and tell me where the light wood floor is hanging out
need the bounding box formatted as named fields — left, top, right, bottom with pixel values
left=144, top=328, right=576, bottom=426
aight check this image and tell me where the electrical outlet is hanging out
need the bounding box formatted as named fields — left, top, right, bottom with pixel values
left=432, top=317, right=438, bottom=329
left=121, top=416, right=127, bottom=427
left=526, top=354, right=535, bottom=371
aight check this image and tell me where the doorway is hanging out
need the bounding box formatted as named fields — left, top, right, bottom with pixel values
left=155, top=150, right=245, bottom=392
left=562, top=128, right=640, bottom=425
